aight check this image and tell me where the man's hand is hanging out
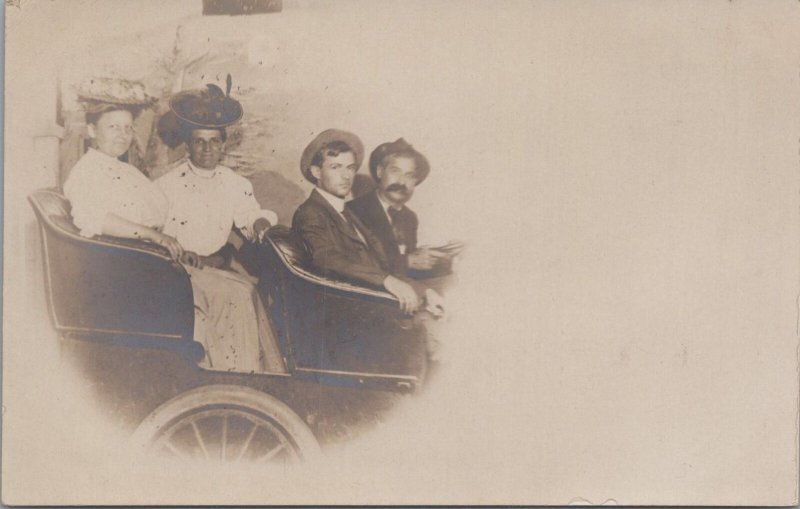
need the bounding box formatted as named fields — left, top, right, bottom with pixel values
left=383, top=275, right=421, bottom=315
left=407, top=246, right=447, bottom=271
left=424, top=288, right=445, bottom=318
left=180, top=250, right=202, bottom=268
left=252, top=217, right=272, bottom=243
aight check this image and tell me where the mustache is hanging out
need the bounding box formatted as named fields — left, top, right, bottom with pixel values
left=385, top=184, right=409, bottom=193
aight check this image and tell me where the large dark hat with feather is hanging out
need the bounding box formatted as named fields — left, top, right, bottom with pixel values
left=169, top=74, right=243, bottom=129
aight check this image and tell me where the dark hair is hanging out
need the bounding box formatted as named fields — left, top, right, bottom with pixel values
left=180, top=124, right=227, bottom=145
left=84, top=103, right=142, bottom=125
left=310, top=140, right=354, bottom=168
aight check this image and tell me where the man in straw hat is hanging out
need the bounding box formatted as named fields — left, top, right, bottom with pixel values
left=156, top=76, right=277, bottom=271
left=292, top=129, right=444, bottom=316
left=347, top=138, right=462, bottom=280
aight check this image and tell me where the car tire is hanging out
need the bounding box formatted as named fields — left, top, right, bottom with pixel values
left=131, top=384, right=321, bottom=464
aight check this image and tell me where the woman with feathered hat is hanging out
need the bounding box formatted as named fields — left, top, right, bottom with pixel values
left=63, top=77, right=285, bottom=374
left=156, top=76, right=277, bottom=272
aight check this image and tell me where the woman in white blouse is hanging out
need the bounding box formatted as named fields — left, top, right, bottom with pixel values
left=63, top=84, right=285, bottom=375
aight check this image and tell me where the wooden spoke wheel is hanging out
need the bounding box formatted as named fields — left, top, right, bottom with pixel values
left=132, top=385, right=320, bottom=464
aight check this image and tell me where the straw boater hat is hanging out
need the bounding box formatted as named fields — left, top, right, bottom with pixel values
left=75, top=77, right=156, bottom=116
left=368, top=138, right=430, bottom=184
left=300, top=129, right=365, bottom=184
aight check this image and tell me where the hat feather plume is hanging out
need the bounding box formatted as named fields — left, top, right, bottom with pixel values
left=205, top=83, right=225, bottom=98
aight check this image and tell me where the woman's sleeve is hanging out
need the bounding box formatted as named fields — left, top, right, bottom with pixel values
left=63, top=163, right=109, bottom=237
left=232, top=179, right=278, bottom=240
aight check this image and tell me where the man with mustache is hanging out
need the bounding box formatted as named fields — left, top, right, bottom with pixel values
left=347, top=138, right=453, bottom=279
left=292, top=130, right=444, bottom=315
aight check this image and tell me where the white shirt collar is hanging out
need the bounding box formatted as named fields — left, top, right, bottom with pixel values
left=316, top=186, right=347, bottom=213
left=86, top=147, right=122, bottom=165
left=186, top=159, right=219, bottom=179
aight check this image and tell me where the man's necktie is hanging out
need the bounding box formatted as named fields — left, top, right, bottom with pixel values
left=387, top=207, right=409, bottom=247
left=343, top=208, right=367, bottom=244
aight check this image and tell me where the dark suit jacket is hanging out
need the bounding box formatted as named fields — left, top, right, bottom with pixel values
left=293, top=188, right=408, bottom=290
left=347, top=190, right=417, bottom=275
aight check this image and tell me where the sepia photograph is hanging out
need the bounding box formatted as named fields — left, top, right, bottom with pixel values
left=3, top=0, right=800, bottom=505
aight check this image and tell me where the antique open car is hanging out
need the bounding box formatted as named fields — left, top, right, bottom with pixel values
left=29, top=188, right=430, bottom=464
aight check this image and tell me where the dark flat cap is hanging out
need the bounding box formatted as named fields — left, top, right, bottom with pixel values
left=300, top=129, right=365, bottom=184
left=369, top=138, right=430, bottom=184
left=169, top=80, right=243, bottom=129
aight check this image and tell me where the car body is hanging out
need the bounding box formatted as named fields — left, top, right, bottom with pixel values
left=28, top=188, right=430, bottom=462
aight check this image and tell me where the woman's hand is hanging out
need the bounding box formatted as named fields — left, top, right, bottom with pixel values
left=199, top=253, right=226, bottom=269
left=151, top=231, right=184, bottom=260
left=252, top=217, right=272, bottom=243
left=180, top=250, right=201, bottom=268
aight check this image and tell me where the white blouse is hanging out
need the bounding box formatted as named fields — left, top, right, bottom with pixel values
left=63, top=148, right=169, bottom=237
left=156, top=160, right=278, bottom=256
